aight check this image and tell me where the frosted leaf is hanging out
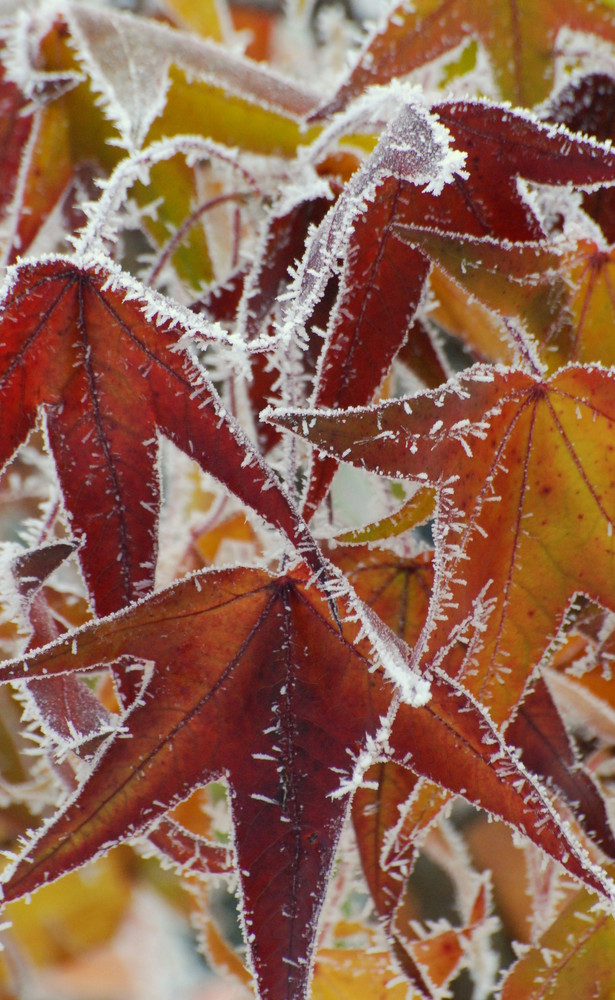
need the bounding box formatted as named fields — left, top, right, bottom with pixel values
left=0, top=5, right=84, bottom=102
left=65, top=4, right=172, bottom=151
left=63, top=0, right=318, bottom=152
left=280, top=85, right=465, bottom=341
left=0, top=249, right=240, bottom=362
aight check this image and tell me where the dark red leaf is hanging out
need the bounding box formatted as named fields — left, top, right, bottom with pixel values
left=10, top=543, right=113, bottom=757
left=2, top=564, right=615, bottom=997
left=390, top=670, right=615, bottom=903
left=0, top=257, right=322, bottom=619
left=430, top=101, right=615, bottom=242
left=303, top=178, right=430, bottom=517
left=545, top=72, right=615, bottom=241
left=0, top=565, right=393, bottom=1000
left=507, top=676, right=615, bottom=859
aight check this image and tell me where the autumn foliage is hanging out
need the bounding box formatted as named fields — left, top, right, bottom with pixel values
left=4, top=1, right=615, bottom=998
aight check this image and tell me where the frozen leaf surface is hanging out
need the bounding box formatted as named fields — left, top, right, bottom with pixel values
left=429, top=102, right=615, bottom=241
left=292, top=98, right=615, bottom=514
left=64, top=2, right=319, bottom=146
left=397, top=229, right=615, bottom=373
left=501, top=888, right=615, bottom=998
left=545, top=72, right=615, bottom=242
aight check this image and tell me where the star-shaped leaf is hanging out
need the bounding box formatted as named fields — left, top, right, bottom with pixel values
left=0, top=256, right=320, bottom=618
left=2, top=562, right=615, bottom=997
left=272, top=364, right=615, bottom=723
left=396, top=229, right=615, bottom=374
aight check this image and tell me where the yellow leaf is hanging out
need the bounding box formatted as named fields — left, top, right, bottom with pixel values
left=5, top=851, right=132, bottom=966
left=312, top=948, right=412, bottom=1000
left=163, top=0, right=230, bottom=42
left=336, top=487, right=436, bottom=544
left=501, top=889, right=615, bottom=999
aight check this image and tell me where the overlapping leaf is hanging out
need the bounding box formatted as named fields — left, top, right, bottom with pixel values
left=332, top=546, right=442, bottom=938
left=292, top=99, right=615, bottom=516
left=2, top=0, right=615, bottom=995
left=338, top=546, right=615, bottom=941
left=396, top=228, right=615, bottom=373
left=0, top=565, right=397, bottom=1000
left=545, top=72, right=615, bottom=243
left=26, top=5, right=322, bottom=287
left=0, top=55, right=75, bottom=265
left=501, top=887, right=615, bottom=998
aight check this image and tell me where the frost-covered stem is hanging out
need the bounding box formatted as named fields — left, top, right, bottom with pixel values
left=279, top=339, right=302, bottom=507
left=147, top=191, right=252, bottom=286
left=72, top=136, right=261, bottom=261
left=231, top=204, right=242, bottom=270
left=503, top=318, right=544, bottom=376
left=35, top=497, right=61, bottom=546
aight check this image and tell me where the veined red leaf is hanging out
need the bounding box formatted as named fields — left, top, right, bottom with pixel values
left=430, top=101, right=615, bottom=242
left=284, top=95, right=459, bottom=517
left=1, top=565, right=614, bottom=994
left=338, top=545, right=615, bottom=925
left=0, top=564, right=396, bottom=1000
left=353, top=762, right=449, bottom=938
left=507, top=676, right=615, bottom=860
left=303, top=177, right=430, bottom=518
left=295, top=98, right=615, bottom=514
left=0, top=256, right=321, bottom=618
left=389, top=669, right=615, bottom=904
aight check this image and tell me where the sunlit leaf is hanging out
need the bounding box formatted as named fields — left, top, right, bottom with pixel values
left=312, top=946, right=409, bottom=1000
left=274, top=364, right=615, bottom=721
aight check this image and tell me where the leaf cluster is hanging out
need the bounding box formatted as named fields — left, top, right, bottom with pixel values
left=1, top=2, right=615, bottom=998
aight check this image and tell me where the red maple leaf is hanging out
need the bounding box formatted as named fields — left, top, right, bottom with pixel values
left=0, top=255, right=321, bottom=621
left=1, top=563, right=614, bottom=998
